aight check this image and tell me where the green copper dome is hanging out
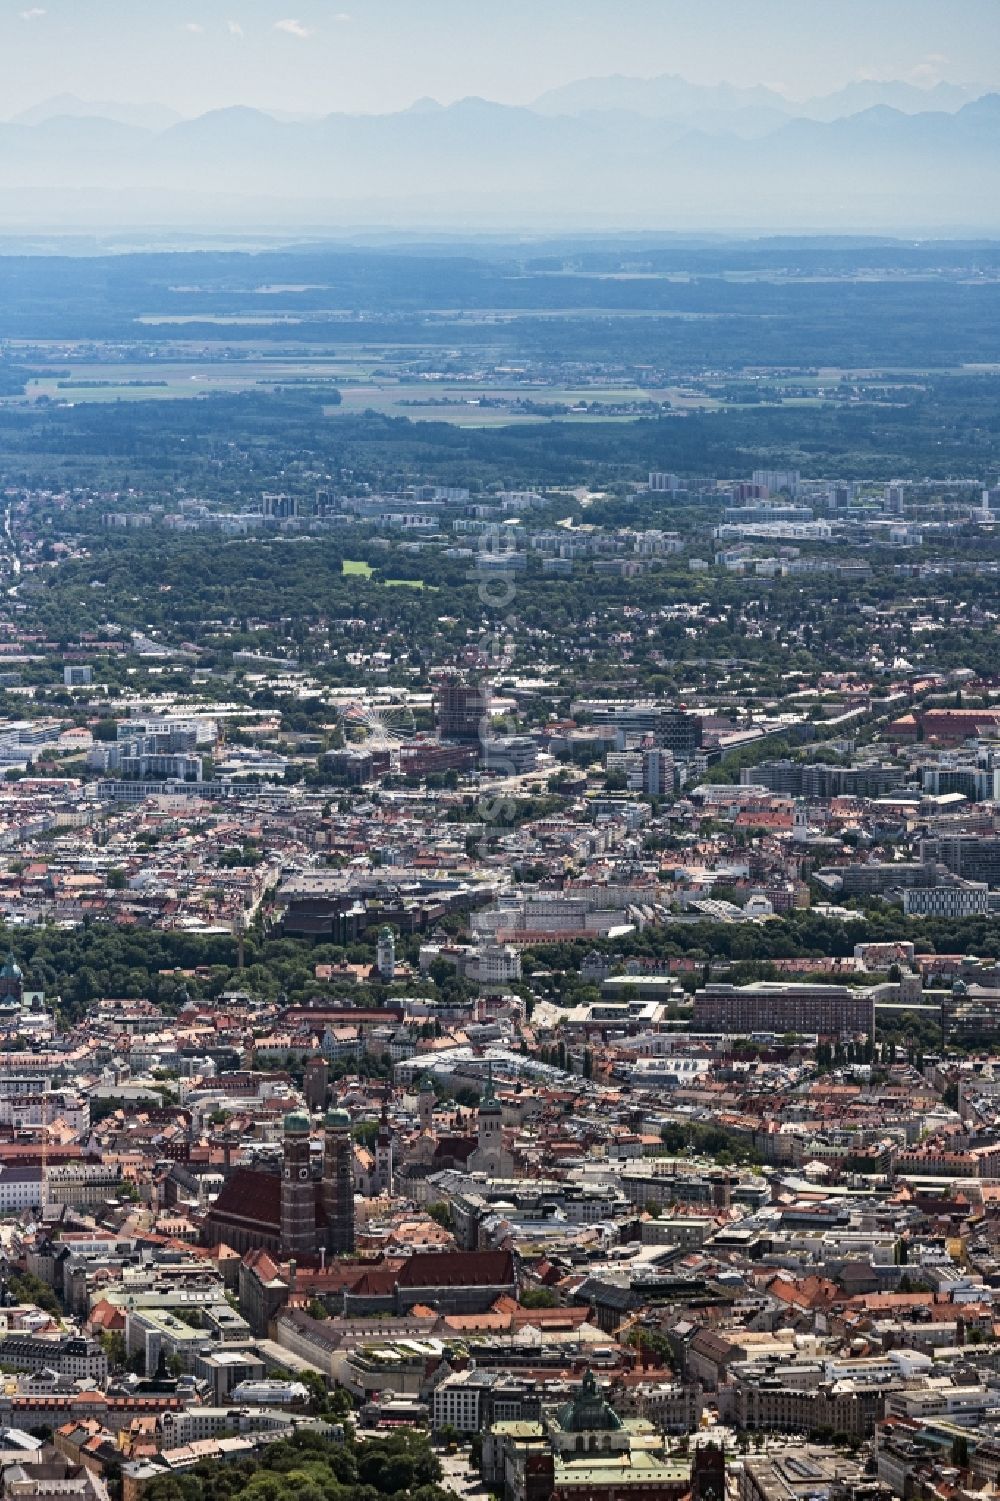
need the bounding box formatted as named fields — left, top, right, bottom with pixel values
left=325, top=1108, right=351, bottom=1128
left=555, top=1371, right=623, bottom=1433
left=284, top=1109, right=312, bottom=1135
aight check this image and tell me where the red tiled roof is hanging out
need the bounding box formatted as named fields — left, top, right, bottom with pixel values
left=208, top=1168, right=281, bottom=1230
left=432, top=1136, right=477, bottom=1164
left=88, top=1299, right=126, bottom=1332
left=244, top=1249, right=283, bottom=1282
left=348, top=1268, right=399, bottom=1296
left=396, top=1249, right=514, bottom=1289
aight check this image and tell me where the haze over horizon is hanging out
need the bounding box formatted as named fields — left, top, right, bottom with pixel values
left=1, top=0, right=998, bottom=120
left=0, top=1, right=999, bottom=234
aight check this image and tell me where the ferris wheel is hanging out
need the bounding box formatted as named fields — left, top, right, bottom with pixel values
left=343, top=699, right=416, bottom=766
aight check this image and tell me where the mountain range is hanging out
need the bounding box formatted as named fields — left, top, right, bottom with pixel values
left=531, top=73, right=978, bottom=123
left=1, top=77, right=998, bottom=231
left=11, top=93, right=184, bottom=133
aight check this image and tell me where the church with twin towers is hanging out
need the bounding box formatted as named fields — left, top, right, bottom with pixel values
left=205, top=1106, right=356, bottom=1260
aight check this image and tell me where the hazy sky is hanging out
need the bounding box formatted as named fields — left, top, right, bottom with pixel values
left=1, top=0, right=999, bottom=118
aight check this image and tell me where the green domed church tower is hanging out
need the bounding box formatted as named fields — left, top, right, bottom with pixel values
left=280, top=1109, right=316, bottom=1258
left=0, top=952, right=23, bottom=1003
left=323, top=1107, right=356, bottom=1256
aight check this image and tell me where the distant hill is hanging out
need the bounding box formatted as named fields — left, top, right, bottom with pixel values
left=532, top=73, right=980, bottom=122
left=531, top=73, right=794, bottom=119
left=0, top=87, right=997, bottom=231
left=799, top=79, right=976, bottom=120
left=10, top=94, right=183, bottom=132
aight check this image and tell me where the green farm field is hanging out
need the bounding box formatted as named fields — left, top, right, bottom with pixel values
left=1, top=341, right=926, bottom=426
left=343, top=561, right=427, bottom=588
